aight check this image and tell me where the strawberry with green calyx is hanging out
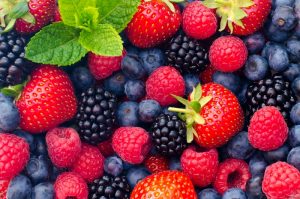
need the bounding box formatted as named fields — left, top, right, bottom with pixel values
left=169, top=83, right=244, bottom=148
left=202, top=0, right=271, bottom=36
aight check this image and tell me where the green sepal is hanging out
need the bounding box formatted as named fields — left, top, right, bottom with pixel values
left=171, top=94, right=190, bottom=106
left=189, top=101, right=201, bottom=113
left=8, top=0, right=29, bottom=20
left=21, top=12, right=35, bottom=24
left=190, top=84, right=202, bottom=101
left=0, top=82, right=26, bottom=98
left=187, top=127, right=194, bottom=143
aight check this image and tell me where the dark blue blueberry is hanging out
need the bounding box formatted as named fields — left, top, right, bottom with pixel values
left=31, top=182, right=54, bottom=199
left=295, top=0, right=300, bottom=18
left=272, top=6, right=297, bottom=31
left=183, top=74, right=200, bottom=96
left=290, top=103, right=300, bottom=124
left=246, top=176, right=265, bottom=199
left=289, top=125, right=300, bottom=147
left=237, top=80, right=250, bottom=105
left=50, top=166, right=66, bottom=182
left=249, top=153, right=268, bottom=177
left=169, top=157, right=182, bottom=171
left=261, top=42, right=274, bottom=58
left=123, top=162, right=134, bottom=171
left=126, top=166, right=150, bottom=188
left=243, top=32, right=265, bottom=54
left=26, top=155, right=51, bottom=185
left=139, top=48, right=165, bottom=75
left=124, top=80, right=145, bottom=101
left=138, top=100, right=162, bottom=123
left=125, top=45, right=139, bottom=56
left=117, top=101, right=139, bottom=127
left=287, top=146, right=300, bottom=170
left=0, top=93, right=20, bottom=131
left=264, top=20, right=290, bottom=42
left=13, top=130, right=35, bottom=152
left=226, top=131, right=255, bottom=160
left=292, top=77, right=300, bottom=98
left=283, top=64, right=300, bottom=82
left=287, top=39, right=300, bottom=62
left=7, top=175, right=32, bottom=199
left=121, top=54, right=146, bottom=80
left=244, top=55, right=269, bottom=81
left=104, top=156, right=123, bottom=176
left=162, top=107, right=177, bottom=117
left=71, top=67, right=94, bottom=92
left=222, top=188, right=247, bottom=199
left=267, top=44, right=289, bottom=72
left=34, top=135, right=48, bottom=155
left=293, top=23, right=300, bottom=38
left=120, top=31, right=129, bottom=46
left=197, top=188, right=221, bottom=199
left=272, top=0, right=295, bottom=8
left=263, top=144, right=290, bottom=164
left=104, top=72, right=127, bottom=96
left=212, top=71, right=241, bottom=94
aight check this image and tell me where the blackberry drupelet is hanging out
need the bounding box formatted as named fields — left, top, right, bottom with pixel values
left=246, top=75, right=296, bottom=122
left=0, top=29, right=35, bottom=88
left=89, top=175, right=130, bottom=199
left=76, top=86, right=117, bottom=145
left=151, top=114, right=187, bottom=156
left=165, top=32, right=209, bottom=74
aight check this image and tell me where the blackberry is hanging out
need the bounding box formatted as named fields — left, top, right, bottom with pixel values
left=76, top=86, right=117, bottom=145
left=165, top=32, right=209, bottom=74
left=150, top=114, right=187, bottom=156
left=246, top=75, right=296, bottom=123
left=89, top=175, right=130, bottom=199
left=0, top=29, right=35, bottom=88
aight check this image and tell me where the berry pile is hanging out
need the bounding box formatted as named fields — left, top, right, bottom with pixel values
left=1, top=0, right=300, bottom=198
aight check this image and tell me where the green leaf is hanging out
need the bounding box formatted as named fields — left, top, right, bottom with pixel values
left=25, top=22, right=87, bottom=66
left=98, top=0, right=140, bottom=32
left=171, top=95, right=190, bottom=106
left=202, top=0, right=219, bottom=8
left=75, top=7, right=99, bottom=31
left=79, top=24, right=122, bottom=56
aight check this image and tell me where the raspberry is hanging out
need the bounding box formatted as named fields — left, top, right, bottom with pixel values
left=0, top=179, right=10, bottom=199
left=97, top=138, right=114, bottom=157
left=71, top=144, right=104, bottom=183
left=181, top=147, right=219, bottom=188
left=213, top=158, right=251, bottom=194
left=262, top=162, right=300, bottom=199
left=144, top=155, right=169, bottom=173
left=209, top=36, right=248, bottom=72
left=183, top=1, right=217, bottom=40
left=199, top=64, right=216, bottom=84
left=46, top=128, right=81, bottom=168
left=0, top=133, right=29, bottom=180
left=54, top=172, right=88, bottom=199
left=248, top=106, right=288, bottom=151
left=146, top=66, right=185, bottom=106
left=112, top=127, right=152, bottom=164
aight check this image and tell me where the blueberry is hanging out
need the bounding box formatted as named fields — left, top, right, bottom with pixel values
left=162, top=107, right=177, bottom=117
left=264, top=20, right=290, bottom=42
left=287, top=146, right=300, bottom=170
left=120, top=31, right=129, bottom=46
left=169, top=157, right=182, bottom=171
left=138, top=100, right=162, bottom=123
left=125, top=45, right=139, bottom=56
left=272, top=6, right=297, bottom=31
left=243, top=32, right=265, bottom=54
left=222, top=188, right=247, bottom=199
left=212, top=71, right=241, bottom=94
left=13, top=130, right=35, bottom=152
left=267, top=44, right=289, bottom=72
left=123, top=162, right=134, bottom=171
left=50, top=166, right=66, bottom=182
left=104, top=156, right=123, bottom=177
left=71, top=67, right=94, bottom=92
left=246, top=176, right=265, bottom=199
left=104, top=72, right=127, bottom=96
left=7, top=175, right=32, bottom=199
left=139, top=48, right=165, bottom=75
left=0, top=93, right=20, bottom=131
left=272, top=0, right=295, bottom=8
left=283, top=64, right=300, bottom=82
left=183, top=74, right=200, bottom=96
left=26, top=155, right=51, bottom=185
left=226, top=131, right=255, bottom=160
left=197, top=188, right=221, bottom=199
left=126, top=166, right=150, bottom=188
left=249, top=153, right=267, bottom=177
left=117, top=101, right=139, bottom=126
left=262, top=42, right=277, bottom=58
left=34, top=135, right=48, bottom=155
left=237, top=80, right=250, bottom=105
left=287, top=39, right=300, bottom=62
left=263, top=144, right=290, bottom=164
left=290, top=103, right=300, bottom=124
left=244, top=55, right=269, bottom=81
left=31, top=182, right=54, bottom=199
left=292, top=76, right=300, bottom=97
left=121, top=54, right=146, bottom=80
left=289, top=125, right=300, bottom=147
left=293, top=23, right=300, bottom=38
left=124, top=80, right=145, bottom=101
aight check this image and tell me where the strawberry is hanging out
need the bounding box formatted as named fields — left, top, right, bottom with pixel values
left=144, top=155, right=169, bottom=173
left=126, top=0, right=181, bottom=48
left=131, top=171, right=197, bottom=199
left=202, top=0, right=272, bottom=36
left=169, top=83, right=244, bottom=148
left=16, top=65, right=77, bottom=133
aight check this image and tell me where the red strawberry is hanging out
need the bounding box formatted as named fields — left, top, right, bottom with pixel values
left=202, top=0, right=271, bottom=36
left=131, top=171, right=197, bottom=199
left=169, top=83, right=244, bottom=148
left=126, top=0, right=181, bottom=48
left=0, top=179, right=10, bottom=199
left=144, top=155, right=169, bottom=174
left=183, top=1, right=217, bottom=40
left=16, top=65, right=77, bottom=134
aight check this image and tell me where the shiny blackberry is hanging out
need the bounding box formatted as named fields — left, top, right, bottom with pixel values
left=165, top=32, right=209, bottom=74
left=76, top=86, right=117, bottom=145
left=246, top=75, right=296, bottom=122
left=150, top=114, right=187, bottom=156
left=89, top=175, right=130, bottom=199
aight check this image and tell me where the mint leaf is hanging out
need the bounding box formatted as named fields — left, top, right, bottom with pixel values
left=75, top=7, right=99, bottom=31
left=25, top=22, right=87, bottom=66
left=79, top=24, right=123, bottom=56
left=98, top=0, right=140, bottom=32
